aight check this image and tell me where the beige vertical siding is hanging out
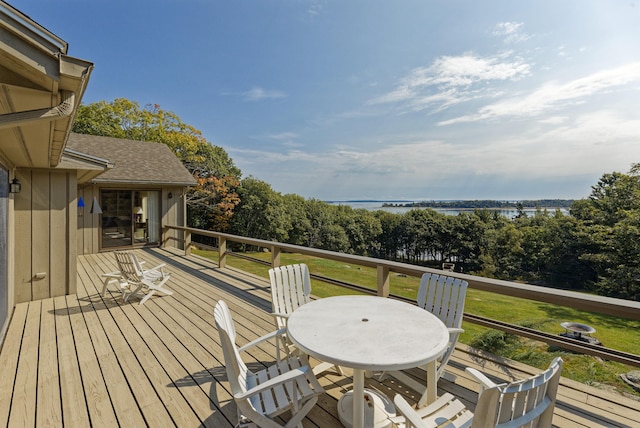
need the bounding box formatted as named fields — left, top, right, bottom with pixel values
left=14, top=169, right=77, bottom=303
left=77, top=185, right=100, bottom=255
left=31, top=171, right=51, bottom=300
left=14, top=170, right=32, bottom=303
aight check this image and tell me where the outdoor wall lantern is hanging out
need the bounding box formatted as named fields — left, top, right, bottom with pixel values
left=90, top=196, right=103, bottom=214
left=168, top=192, right=173, bottom=199
left=9, top=178, right=21, bottom=194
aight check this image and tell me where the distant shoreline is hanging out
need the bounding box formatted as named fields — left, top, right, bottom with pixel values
left=326, top=199, right=574, bottom=209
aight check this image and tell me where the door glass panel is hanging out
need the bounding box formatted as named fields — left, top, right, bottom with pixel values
left=101, top=190, right=132, bottom=248
left=146, top=191, right=160, bottom=244
left=133, top=190, right=160, bottom=245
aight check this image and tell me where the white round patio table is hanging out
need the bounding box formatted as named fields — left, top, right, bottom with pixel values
left=287, top=295, right=449, bottom=428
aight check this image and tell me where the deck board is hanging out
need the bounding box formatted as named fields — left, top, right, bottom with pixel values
left=0, top=247, right=638, bottom=427
left=36, top=297, right=62, bottom=427
left=9, top=300, right=40, bottom=428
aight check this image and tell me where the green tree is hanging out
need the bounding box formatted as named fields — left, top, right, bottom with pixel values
left=449, top=213, right=487, bottom=272
left=334, top=206, right=382, bottom=256
left=229, top=177, right=290, bottom=244
left=571, top=166, right=640, bottom=299
left=303, top=200, right=349, bottom=252
left=281, top=194, right=312, bottom=246
left=374, top=211, right=404, bottom=260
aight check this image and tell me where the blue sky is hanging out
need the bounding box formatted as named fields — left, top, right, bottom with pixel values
left=18, top=1, right=640, bottom=201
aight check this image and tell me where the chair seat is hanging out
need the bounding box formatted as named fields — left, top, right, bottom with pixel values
left=391, top=357, right=564, bottom=428
left=246, top=355, right=323, bottom=419
left=391, top=393, right=473, bottom=428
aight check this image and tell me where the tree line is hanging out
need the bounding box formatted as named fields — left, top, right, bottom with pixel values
left=72, top=99, right=640, bottom=301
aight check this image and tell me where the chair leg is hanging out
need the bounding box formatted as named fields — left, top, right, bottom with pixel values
left=125, top=285, right=144, bottom=302
left=154, top=285, right=173, bottom=296
left=139, top=290, right=156, bottom=305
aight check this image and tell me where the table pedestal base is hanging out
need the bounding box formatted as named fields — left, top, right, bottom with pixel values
left=337, top=389, right=395, bottom=428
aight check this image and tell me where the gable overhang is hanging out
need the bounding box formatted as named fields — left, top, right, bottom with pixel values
left=0, top=2, right=93, bottom=169
left=59, top=148, right=113, bottom=183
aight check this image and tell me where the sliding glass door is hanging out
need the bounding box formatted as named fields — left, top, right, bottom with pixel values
left=101, top=189, right=160, bottom=249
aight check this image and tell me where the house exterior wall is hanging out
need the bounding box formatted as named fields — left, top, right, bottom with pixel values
left=0, top=164, right=13, bottom=343
left=13, top=168, right=77, bottom=304
left=77, top=184, right=186, bottom=255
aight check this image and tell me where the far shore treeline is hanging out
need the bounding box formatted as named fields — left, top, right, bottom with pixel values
left=382, top=199, right=574, bottom=209
left=72, top=99, right=640, bottom=302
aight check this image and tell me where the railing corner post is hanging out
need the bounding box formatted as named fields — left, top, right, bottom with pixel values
left=219, top=237, right=227, bottom=268
left=271, top=246, right=281, bottom=267
left=184, top=229, right=192, bottom=256
left=377, top=265, right=390, bottom=297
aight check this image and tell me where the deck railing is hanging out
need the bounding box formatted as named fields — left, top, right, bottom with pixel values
left=164, top=225, right=640, bottom=367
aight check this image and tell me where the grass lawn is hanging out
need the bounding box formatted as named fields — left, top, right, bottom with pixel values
left=193, top=248, right=640, bottom=398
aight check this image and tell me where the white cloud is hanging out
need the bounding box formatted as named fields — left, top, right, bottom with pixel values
left=492, top=22, right=531, bottom=44
left=243, top=86, right=286, bottom=102
left=307, top=0, right=326, bottom=17
left=439, top=62, right=640, bottom=125
left=368, top=52, right=531, bottom=112
left=267, top=132, right=299, bottom=141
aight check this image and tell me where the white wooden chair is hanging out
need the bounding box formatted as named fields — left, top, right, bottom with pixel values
left=214, top=300, right=325, bottom=428
left=269, top=263, right=342, bottom=375
left=114, top=251, right=173, bottom=305
left=391, top=357, right=564, bottom=428
left=381, top=273, right=467, bottom=407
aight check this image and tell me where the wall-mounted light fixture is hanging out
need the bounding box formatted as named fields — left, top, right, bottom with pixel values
left=9, top=178, right=21, bottom=194
left=168, top=192, right=173, bottom=199
left=90, top=196, right=102, bottom=214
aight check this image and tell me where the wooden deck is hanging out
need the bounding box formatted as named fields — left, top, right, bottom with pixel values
left=0, top=248, right=638, bottom=427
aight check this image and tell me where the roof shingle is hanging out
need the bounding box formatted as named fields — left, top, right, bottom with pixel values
left=66, top=133, right=196, bottom=186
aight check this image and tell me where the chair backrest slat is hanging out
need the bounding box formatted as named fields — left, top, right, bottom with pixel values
left=213, top=301, right=249, bottom=395
left=269, top=264, right=312, bottom=329
left=417, top=273, right=467, bottom=331
left=114, top=251, right=141, bottom=283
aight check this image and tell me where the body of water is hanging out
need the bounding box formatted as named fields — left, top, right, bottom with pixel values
left=327, top=201, right=569, bottom=217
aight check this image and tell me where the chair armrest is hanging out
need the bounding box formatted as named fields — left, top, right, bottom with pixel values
left=101, top=272, right=122, bottom=280
left=147, top=263, right=166, bottom=271
left=238, top=328, right=287, bottom=353
left=234, top=366, right=311, bottom=400
left=269, top=312, right=290, bottom=320
left=447, top=327, right=464, bottom=334
left=392, top=395, right=428, bottom=428
left=465, top=367, right=507, bottom=394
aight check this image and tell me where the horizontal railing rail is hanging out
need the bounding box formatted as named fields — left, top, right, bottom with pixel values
left=164, top=225, right=640, bottom=367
